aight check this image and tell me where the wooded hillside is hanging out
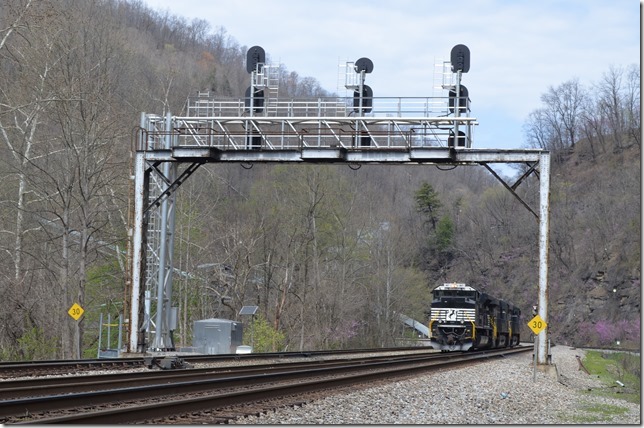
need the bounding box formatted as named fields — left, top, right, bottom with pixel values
left=0, top=0, right=639, bottom=359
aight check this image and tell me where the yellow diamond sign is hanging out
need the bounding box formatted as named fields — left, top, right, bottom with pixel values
left=528, top=314, right=547, bottom=335
left=68, top=303, right=84, bottom=321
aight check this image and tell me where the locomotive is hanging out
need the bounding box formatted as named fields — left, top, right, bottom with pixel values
left=428, top=283, right=521, bottom=351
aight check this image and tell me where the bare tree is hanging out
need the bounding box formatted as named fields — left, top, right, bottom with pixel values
left=524, top=79, right=587, bottom=161
left=11, top=0, right=132, bottom=358
left=0, top=0, right=67, bottom=355
left=579, top=94, right=608, bottom=161
left=0, top=0, right=33, bottom=55
left=595, top=65, right=641, bottom=151
left=624, top=64, right=640, bottom=146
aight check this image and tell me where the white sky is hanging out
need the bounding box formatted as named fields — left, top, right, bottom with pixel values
left=142, top=0, right=639, bottom=152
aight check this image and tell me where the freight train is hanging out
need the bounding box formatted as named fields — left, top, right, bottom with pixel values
left=428, top=283, right=521, bottom=351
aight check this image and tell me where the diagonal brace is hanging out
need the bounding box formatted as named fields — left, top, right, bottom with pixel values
left=481, top=162, right=539, bottom=219
left=511, top=162, right=539, bottom=191
left=144, top=162, right=202, bottom=214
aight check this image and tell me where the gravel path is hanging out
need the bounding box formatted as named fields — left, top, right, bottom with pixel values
left=231, top=346, right=640, bottom=424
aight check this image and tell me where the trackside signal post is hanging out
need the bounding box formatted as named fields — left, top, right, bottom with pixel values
left=126, top=45, right=551, bottom=364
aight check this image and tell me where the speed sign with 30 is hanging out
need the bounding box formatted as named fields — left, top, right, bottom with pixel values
left=528, top=314, right=547, bottom=335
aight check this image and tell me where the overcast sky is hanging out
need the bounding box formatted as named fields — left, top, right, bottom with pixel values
left=142, top=0, right=639, bottom=154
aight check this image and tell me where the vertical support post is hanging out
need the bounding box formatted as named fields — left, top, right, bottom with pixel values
left=465, top=94, right=472, bottom=148
left=358, top=70, right=365, bottom=116
left=152, top=112, right=176, bottom=351
left=355, top=70, right=365, bottom=147
left=163, top=132, right=178, bottom=348
left=97, top=312, right=103, bottom=358
left=533, top=334, right=537, bottom=381
left=118, top=313, right=123, bottom=355
left=537, top=152, right=550, bottom=364
left=454, top=69, right=462, bottom=143
left=107, top=313, right=111, bottom=349
left=129, top=148, right=147, bottom=353
left=153, top=177, right=170, bottom=349
left=249, top=72, right=255, bottom=119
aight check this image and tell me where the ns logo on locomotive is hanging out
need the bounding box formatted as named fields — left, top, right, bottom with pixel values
left=428, top=283, right=521, bottom=352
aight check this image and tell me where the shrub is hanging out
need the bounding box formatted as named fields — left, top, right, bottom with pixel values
left=243, top=314, right=286, bottom=353
left=16, top=326, right=59, bottom=361
left=595, top=320, right=619, bottom=345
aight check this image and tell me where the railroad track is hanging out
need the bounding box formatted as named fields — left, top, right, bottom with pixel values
left=0, top=351, right=446, bottom=399
left=0, top=346, right=531, bottom=424
left=0, top=346, right=426, bottom=378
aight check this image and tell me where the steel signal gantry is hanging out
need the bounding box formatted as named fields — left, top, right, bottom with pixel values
left=126, top=46, right=551, bottom=366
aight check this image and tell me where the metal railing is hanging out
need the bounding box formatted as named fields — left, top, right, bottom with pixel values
left=146, top=95, right=474, bottom=152
left=184, top=95, right=470, bottom=118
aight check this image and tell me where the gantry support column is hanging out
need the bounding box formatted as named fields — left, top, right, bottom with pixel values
left=129, top=149, right=147, bottom=353
left=537, top=152, right=550, bottom=364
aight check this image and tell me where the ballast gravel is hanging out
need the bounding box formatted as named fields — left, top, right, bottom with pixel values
left=231, top=346, right=641, bottom=425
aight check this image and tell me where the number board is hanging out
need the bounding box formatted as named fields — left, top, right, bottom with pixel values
left=68, top=303, right=85, bottom=321
left=528, top=314, right=547, bottom=335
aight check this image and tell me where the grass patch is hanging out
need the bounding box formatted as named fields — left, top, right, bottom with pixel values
left=565, top=402, right=629, bottom=423
left=582, top=350, right=640, bottom=404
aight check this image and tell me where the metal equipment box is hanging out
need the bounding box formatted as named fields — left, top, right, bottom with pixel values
left=192, top=318, right=243, bottom=354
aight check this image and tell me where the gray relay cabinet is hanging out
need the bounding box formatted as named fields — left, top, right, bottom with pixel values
left=192, top=318, right=243, bottom=354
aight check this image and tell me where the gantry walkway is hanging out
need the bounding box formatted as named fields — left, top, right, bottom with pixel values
left=137, top=94, right=480, bottom=162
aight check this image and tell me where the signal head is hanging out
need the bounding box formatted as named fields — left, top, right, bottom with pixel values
left=450, top=44, right=470, bottom=73
left=354, top=57, right=374, bottom=73
left=246, top=46, right=266, bottom=73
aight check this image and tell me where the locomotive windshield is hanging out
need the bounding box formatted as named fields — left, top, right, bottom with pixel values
left=434, top=290, right=476, bottom=298
left=432, top=289, right=477, bottom=307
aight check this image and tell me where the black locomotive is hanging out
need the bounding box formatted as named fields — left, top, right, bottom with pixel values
left=428, top=283, right=521, bottom=351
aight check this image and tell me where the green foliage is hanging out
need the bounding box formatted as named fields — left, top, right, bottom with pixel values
left=86, top=258, right=123, bottom=290
left=413, top=181, right=453, bottom=272
left=82, top=259, right=127, bottom=358
left=566, top=402, right=629, bottom=423
left=558, top=350, right=641, bottom=422
left=414, top=181, right=442, bottom=230
left=582, top=351, right=640, bottom=404
left=13, top=326, right=59, bottom=361
left=396, top=267, right=431, bottom=319
left=435, top=215, right=454, bottom=252
left=243, top=314, right=286, bottom=353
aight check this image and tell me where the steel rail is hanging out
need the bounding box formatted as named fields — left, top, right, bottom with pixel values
left=0, top=346, right=427, bottom=377
left=8, top=346, right=531, bottom=424
left=0, top=351, right=445, bottom=399
left=0, top=352, right=452, bottom=416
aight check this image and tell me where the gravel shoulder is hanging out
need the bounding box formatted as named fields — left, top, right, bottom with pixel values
left=231, top=346, right=641, bottom=424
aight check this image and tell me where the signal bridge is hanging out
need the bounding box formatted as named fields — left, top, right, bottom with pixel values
left=128, top=45, right=551, bottom=366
